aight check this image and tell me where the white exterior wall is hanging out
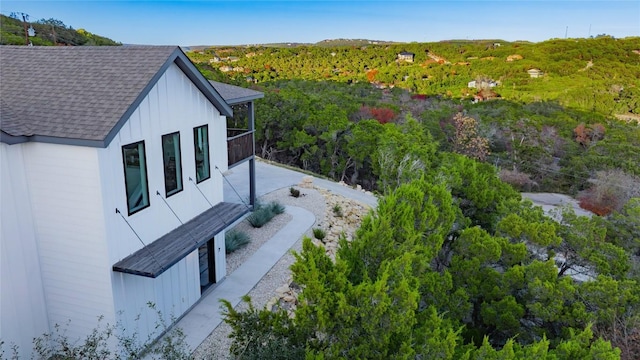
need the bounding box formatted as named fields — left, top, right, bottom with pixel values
left=0, top=141, right=114, bottom=349
left=0, top=143, right=49, bottom=358
left=100, top=63, right=229, bottom=341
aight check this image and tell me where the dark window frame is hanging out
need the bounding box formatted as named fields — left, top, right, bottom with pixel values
left=162, top=132, right=184, bottom=197
left=193, top=125, right=211, bottom=183
left=122, top=140, right=150, bottom=216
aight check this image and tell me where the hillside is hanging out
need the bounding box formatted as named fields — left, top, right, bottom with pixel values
left=189, top=36, right=640, bottom=117
left=0, top=14, right=120, bottom=46
left=188, top=37, right=640, bottom=215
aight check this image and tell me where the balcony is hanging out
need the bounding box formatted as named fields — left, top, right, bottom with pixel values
left=227, top=128, right=254, bottom=168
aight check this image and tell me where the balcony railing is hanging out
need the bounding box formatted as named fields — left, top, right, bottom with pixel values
left=227, top=128, right=254, bottom=167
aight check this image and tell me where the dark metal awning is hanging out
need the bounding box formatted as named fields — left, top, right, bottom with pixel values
left=113, top=202, right=249, bottom=278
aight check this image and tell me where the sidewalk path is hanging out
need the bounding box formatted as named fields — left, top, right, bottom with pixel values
left=171, top=160, right=376, bottom=354
left=172, top=205, right=315, bottom=353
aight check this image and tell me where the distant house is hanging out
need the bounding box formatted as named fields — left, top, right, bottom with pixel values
left=1, top=45, right=262, bottom=358
left=468, top=79, right=498, bottom=89
left=528, top=68, right=544, bottom=78
left=473, top=89, right=501, bottom=103
left=397, top=51, right=415, bottom=62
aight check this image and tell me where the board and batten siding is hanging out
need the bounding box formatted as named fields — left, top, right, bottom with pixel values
left=100, top=62, right=229, bottom=341
left=0, top=143, right=50, bottom=359
left=19, top=142, right=115, bottom=344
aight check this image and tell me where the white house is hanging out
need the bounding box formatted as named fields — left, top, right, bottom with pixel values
left=397, top=51, right=415, bottom=62
left=528, top=68, right=544, bottom=78
left=468, top=79, right=498, bottom=89
left=0, top=45, right=262, bottom=357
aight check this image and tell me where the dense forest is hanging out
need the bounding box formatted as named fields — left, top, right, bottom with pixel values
left=0, top=14, right=119, bottom=46
left=188, top=38, right=640, bottom=213
left=190, top=37, right=640, bottom=116
left=225, top=156, right=639, bottom=359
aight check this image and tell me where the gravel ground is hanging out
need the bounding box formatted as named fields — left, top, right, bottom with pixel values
left=192, top=186, right=325, bottom=360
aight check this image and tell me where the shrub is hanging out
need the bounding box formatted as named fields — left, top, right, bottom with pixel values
left=578, top=169, right=640, bottom=215
left=247, top=208, right=274, bottom=228
left=289, top=187, right=301, bottom=198
left=268, top=201, right=285, bottom=215
left=312, top=228, right=326, bottom=240
left=28, top=303, right=191, bottom=359
left=222, top=296, right=306, bottom=360
left=247, top=201, right=284, bottom=228
left=332, top=204, right=343, bottom=217
left=225, top=230, right=251, bottom=254
left=499, top=169, right=539, bottom=191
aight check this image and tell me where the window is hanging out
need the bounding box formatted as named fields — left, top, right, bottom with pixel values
left=122, top=141, right=150, bottom=215
left=162, top=132, right=183, bottom=197
left=194, top=125, right=210, bottom=183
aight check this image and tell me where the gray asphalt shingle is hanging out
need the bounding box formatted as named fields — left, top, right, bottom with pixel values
left=1, top=46, right=181, bottom=143
left=209, top=80, right=264, bottom=105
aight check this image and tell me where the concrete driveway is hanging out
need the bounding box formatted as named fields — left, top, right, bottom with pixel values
left=522, top=192, right=593, bottom=218
left=223, top=159, right=378, bottom=208
left=222, top=160, right=589, bottom=219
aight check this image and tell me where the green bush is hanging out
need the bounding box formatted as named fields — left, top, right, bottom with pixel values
left=26, top=302, right=191, bottom=359
left=332, top=204, right=343, bottom=217
left=247, top=201, right=285, bottom=228
left=225, top=230, right=251, bottom=254
left=312, top=228, right=326, bottom=240
left=222, top=296, right=307, bottom=360
left=247, top=208, right=274, bottom=228
left=268, top=201, right=286, bottom=215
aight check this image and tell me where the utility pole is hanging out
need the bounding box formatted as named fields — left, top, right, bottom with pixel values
left=51, top=24, right=57, bottom=45
left=11, top=12, right=33, bottom=45
left=20, top=13, right=30, bottom=45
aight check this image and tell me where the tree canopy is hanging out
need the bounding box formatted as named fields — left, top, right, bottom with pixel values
left=0, top=14, right=120, bottom=46
left=223, top=155, right=638, bottom=358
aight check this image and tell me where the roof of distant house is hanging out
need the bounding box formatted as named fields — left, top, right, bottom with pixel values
left=0, top=45, right=232, bottom=147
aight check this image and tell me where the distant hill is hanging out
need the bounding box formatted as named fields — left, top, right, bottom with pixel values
left=314, top=38, right=396, bottom=47
left=188, top=36, right=640, bottom=116
left=0, top=14, right=120, bottom=46
left=188, top=39, right=396, bottom=49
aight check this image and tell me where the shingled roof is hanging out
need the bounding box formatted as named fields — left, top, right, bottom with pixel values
left=209, top=80, right=264, bottom=105
left=0, top=45, right=232, bottom=147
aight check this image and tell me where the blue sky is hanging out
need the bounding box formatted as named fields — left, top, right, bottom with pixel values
left=2, top=1, right=639, bottom=46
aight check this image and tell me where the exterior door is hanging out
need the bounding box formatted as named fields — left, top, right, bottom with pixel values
left=198, top=238, right=216, bottom=292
